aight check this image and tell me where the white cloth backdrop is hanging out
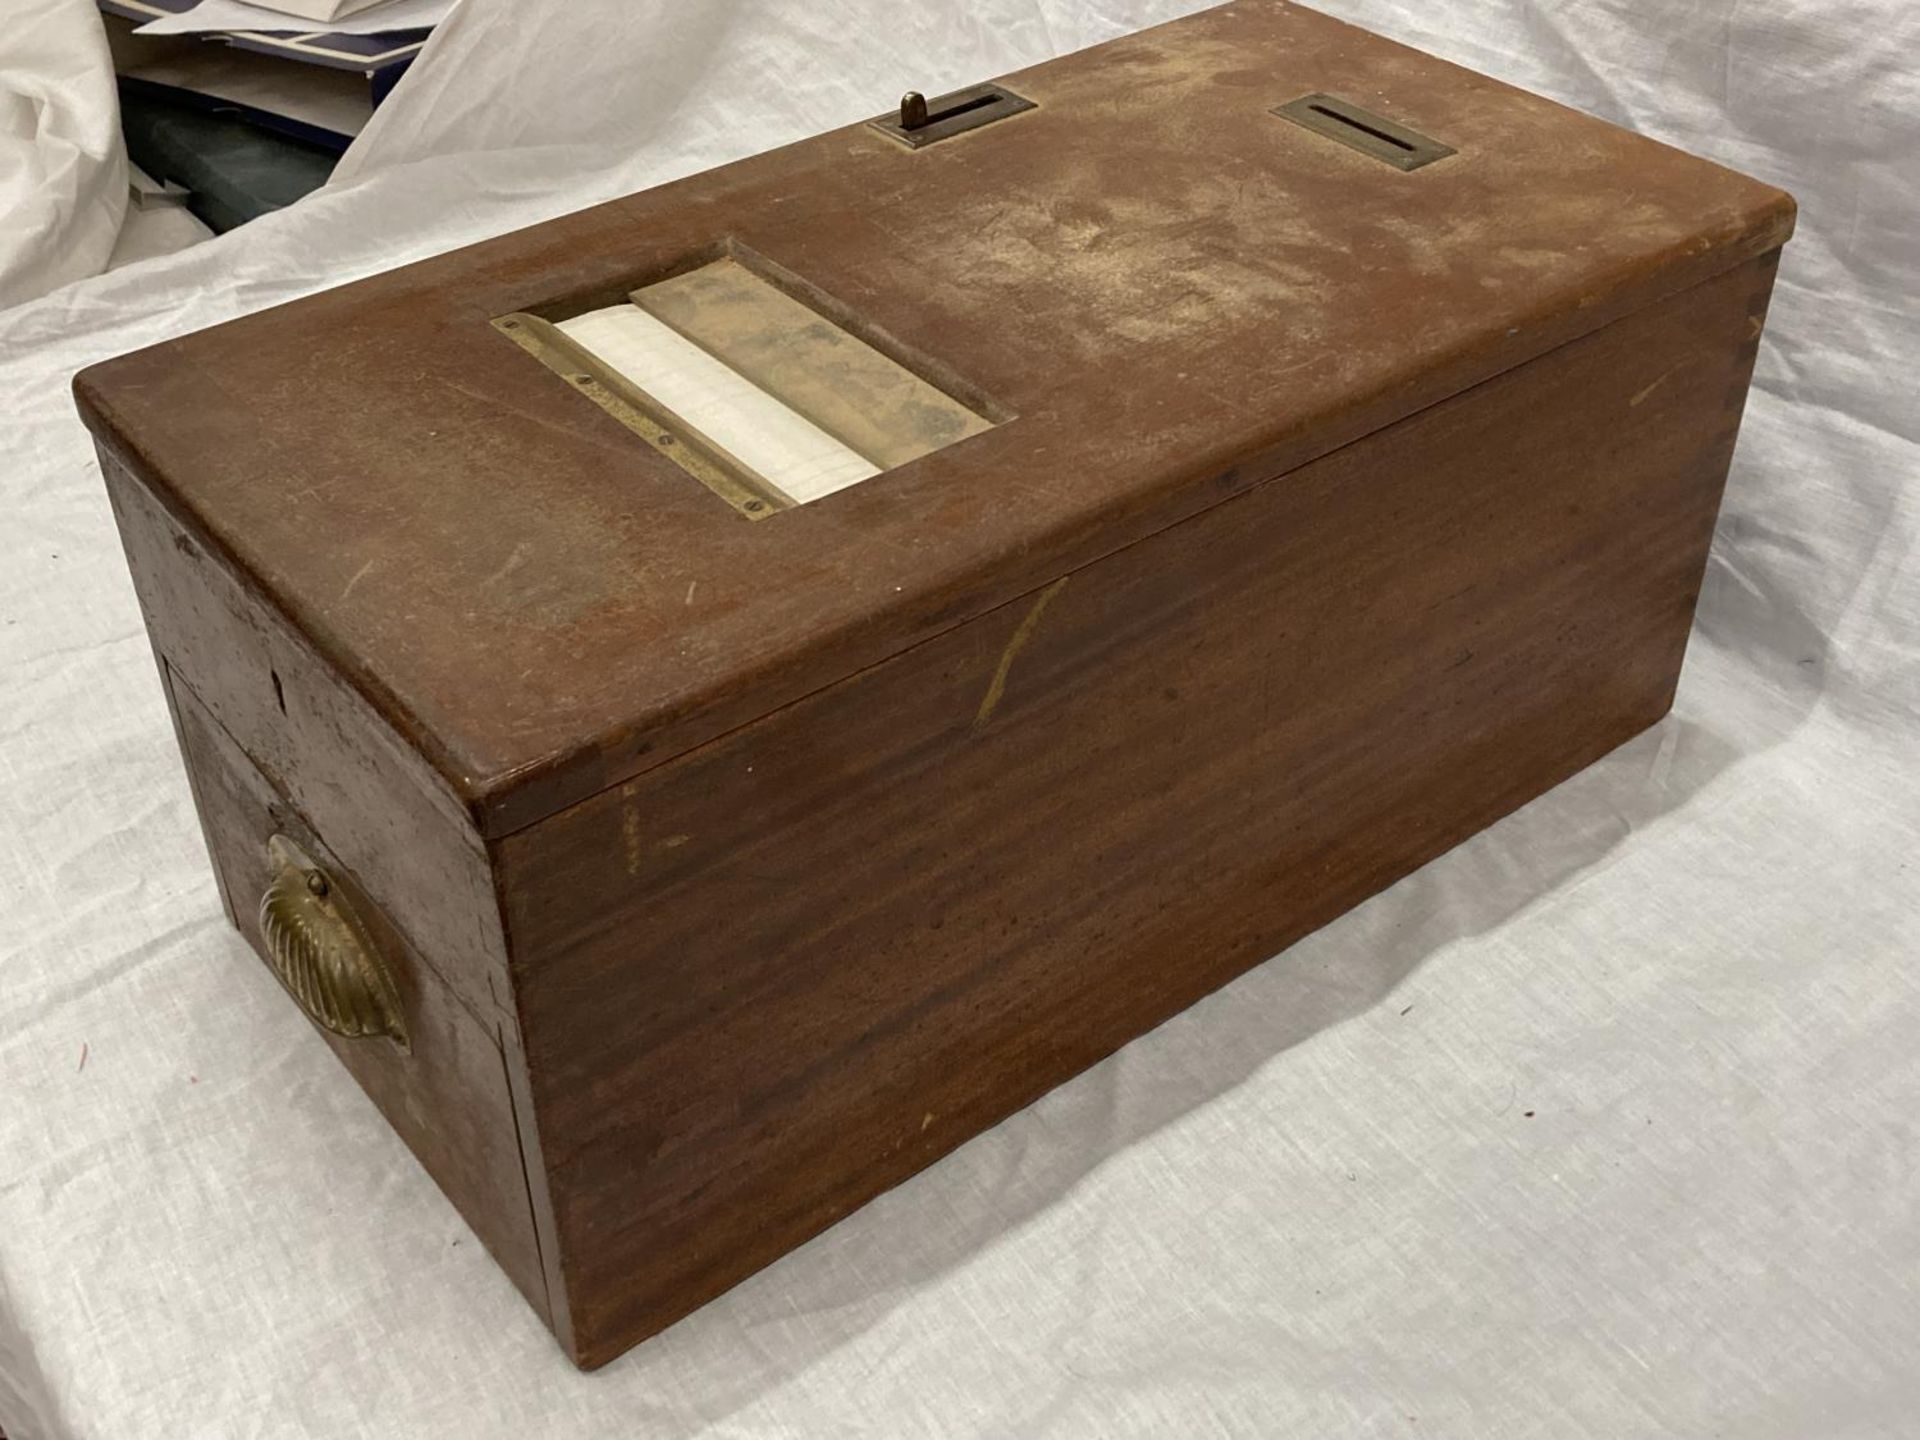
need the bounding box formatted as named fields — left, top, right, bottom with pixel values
left=0, top=0, right=124, bottom=308
left=3, top=0, right=1917, bottom=1435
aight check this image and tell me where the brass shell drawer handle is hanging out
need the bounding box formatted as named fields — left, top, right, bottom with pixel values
left=258, top=834, right=408, bottom=1049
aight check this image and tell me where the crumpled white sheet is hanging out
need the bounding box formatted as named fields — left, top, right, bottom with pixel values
left=2, top=1, right=1917, bottom=1436
left=0, top=0, right=125, bottom=308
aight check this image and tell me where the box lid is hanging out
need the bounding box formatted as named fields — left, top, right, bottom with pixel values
left=75, top=0, right=1793, bottom=838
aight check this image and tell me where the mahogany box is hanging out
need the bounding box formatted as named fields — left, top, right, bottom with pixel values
left=73, top=0, right=1793, bottom=1368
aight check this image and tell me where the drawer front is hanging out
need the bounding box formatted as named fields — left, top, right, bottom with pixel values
left=169, top=675, right=549, bottom=1324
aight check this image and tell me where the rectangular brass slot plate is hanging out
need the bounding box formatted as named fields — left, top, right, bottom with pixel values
left=868, top=82, right=1035, bottom=149
left=493, top=256, right=1000, bottom=520
left=1271, top=93, right=1454, bottom=172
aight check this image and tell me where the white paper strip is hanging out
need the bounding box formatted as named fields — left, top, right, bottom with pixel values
left=558, top=304, right=881, bottom=504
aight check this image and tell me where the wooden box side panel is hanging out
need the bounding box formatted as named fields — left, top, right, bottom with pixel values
left=502, top=254, right=1778, bottom=1366
left=101, top=450, right=556, bottom=1330
left=168, top=680, right=551, bottom=1320
left=99, top=455, right=514, bottom=1029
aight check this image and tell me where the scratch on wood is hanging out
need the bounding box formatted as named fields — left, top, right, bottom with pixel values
left=338, top=558, right=375, bottom=603
left=974, top=576, right=1069, bottom=730
left=1630, top=366, right=1679, bottom=407
left=622, top=804, right=644, bottom=877
left=482, top=542, right=530, bottom=591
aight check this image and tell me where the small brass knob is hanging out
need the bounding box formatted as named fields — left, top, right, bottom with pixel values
left=258, top=834, right=408, bottom=1049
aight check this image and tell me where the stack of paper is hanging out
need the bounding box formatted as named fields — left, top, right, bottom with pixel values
left=133, top=0, right=456, bottom=34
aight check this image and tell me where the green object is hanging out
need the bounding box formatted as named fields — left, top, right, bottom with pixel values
left=118, top=82, right=339, bottom=234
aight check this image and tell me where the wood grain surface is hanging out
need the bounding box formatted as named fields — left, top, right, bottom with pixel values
left=73, top=0, right=1793, bottom=836
left=502, top=254, right=1778, bottom=1365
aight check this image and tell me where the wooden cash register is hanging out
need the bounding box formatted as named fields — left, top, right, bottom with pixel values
left=74, top=0, right=1794, bottom=1368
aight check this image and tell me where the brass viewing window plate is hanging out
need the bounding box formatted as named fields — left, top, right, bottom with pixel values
left=494, top=253, right=1002, bottom=520
left=492, top=310, right=784, bottom=519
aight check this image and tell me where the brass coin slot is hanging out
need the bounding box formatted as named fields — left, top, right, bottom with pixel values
left=1271, top=92, right=1455, bottom=172
left=868, top=82, right=1036, bottom=149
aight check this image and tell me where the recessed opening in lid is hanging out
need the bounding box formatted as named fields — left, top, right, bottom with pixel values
left=494, top=254, right=1003, bottom=519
